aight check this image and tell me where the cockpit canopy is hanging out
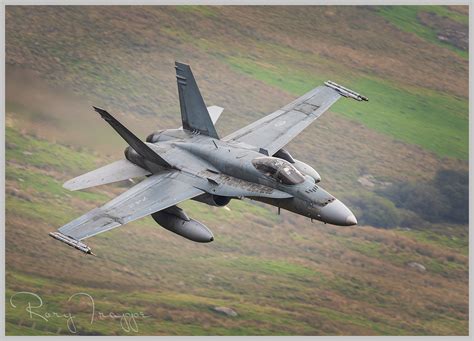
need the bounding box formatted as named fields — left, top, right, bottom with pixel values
left=252, top=157, right=305, bottom=185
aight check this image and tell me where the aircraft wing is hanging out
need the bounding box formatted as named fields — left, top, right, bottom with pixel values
left=223, top=82, right=366, bottom=155
left=54, top=171, right=204, bottom=242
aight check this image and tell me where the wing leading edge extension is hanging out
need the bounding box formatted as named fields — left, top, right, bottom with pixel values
left=50, top=171, right=204, bottom=253
left=224, top=81, right=367, bottom=155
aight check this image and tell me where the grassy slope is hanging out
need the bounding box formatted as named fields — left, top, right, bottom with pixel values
left=5, top=6, right=469, bottom=336
left=209, top=6, right=469, bottom=159
left=224, top=56, right=468, bottom=159
left=5, top=118, right=468, bottom=336
left=5, top=6, right=468, bottom=160
left=376, top=6, right=468, bottom=58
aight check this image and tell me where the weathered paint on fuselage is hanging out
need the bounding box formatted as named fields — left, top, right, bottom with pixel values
left=142, top=128, right=356, bottom=225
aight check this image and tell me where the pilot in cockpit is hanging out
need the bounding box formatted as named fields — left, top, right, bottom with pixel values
left=252, top=157, right=305, bottom=185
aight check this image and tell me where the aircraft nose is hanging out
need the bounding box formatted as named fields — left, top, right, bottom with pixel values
left=346, top=214, right=358, bottom=226
left=319, top=199, right=358, bottom=226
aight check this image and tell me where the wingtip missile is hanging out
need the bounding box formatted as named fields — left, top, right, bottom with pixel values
left=324, top=80, right=368, bottom=101
left=49, top=231, right=95, bottom=255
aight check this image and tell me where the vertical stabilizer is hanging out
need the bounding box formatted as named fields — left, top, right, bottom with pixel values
left=93, top=106, right=171, bottom=168
left=175, top=62, right=219, bottom=139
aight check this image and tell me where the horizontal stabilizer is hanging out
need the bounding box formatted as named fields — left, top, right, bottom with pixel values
left=63, top=159, right=151, bottom=191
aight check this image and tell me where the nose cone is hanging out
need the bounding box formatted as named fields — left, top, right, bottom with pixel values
left=345, top=214, right=358, bottom=226
left=319, top=199, right=358, bottom=226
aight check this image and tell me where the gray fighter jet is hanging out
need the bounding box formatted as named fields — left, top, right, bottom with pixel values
left=49, top=62, right=368, bottom=255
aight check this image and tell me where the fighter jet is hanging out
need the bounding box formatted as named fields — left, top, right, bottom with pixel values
left=49, top=62, right=368, bottom=255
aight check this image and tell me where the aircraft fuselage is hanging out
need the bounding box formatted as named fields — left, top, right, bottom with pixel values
left=137, top=129, right=357, bottom=226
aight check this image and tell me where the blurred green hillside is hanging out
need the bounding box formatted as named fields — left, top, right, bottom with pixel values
left=5, top=6, right=468, bottom=335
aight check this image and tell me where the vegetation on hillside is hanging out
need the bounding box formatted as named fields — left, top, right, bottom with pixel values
left=376, top=6, right=468, bottom=58
left=5, top=5, right=468, bottom=336
left=5, top=123, right=468, bottom=335
left=224, top=57, right=468, bottom=159
left=348, top=169, right=468, bottom=228
left=380, top=169, right=469, bottom=225
left=5, top=6, right=468, bottom=159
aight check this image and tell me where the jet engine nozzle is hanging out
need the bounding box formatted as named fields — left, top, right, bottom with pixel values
left=124, top=146, right=147, bottom=169
left=152, top=206, right=214, bottom=243
left=146, top=132, right=161, bottom=143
